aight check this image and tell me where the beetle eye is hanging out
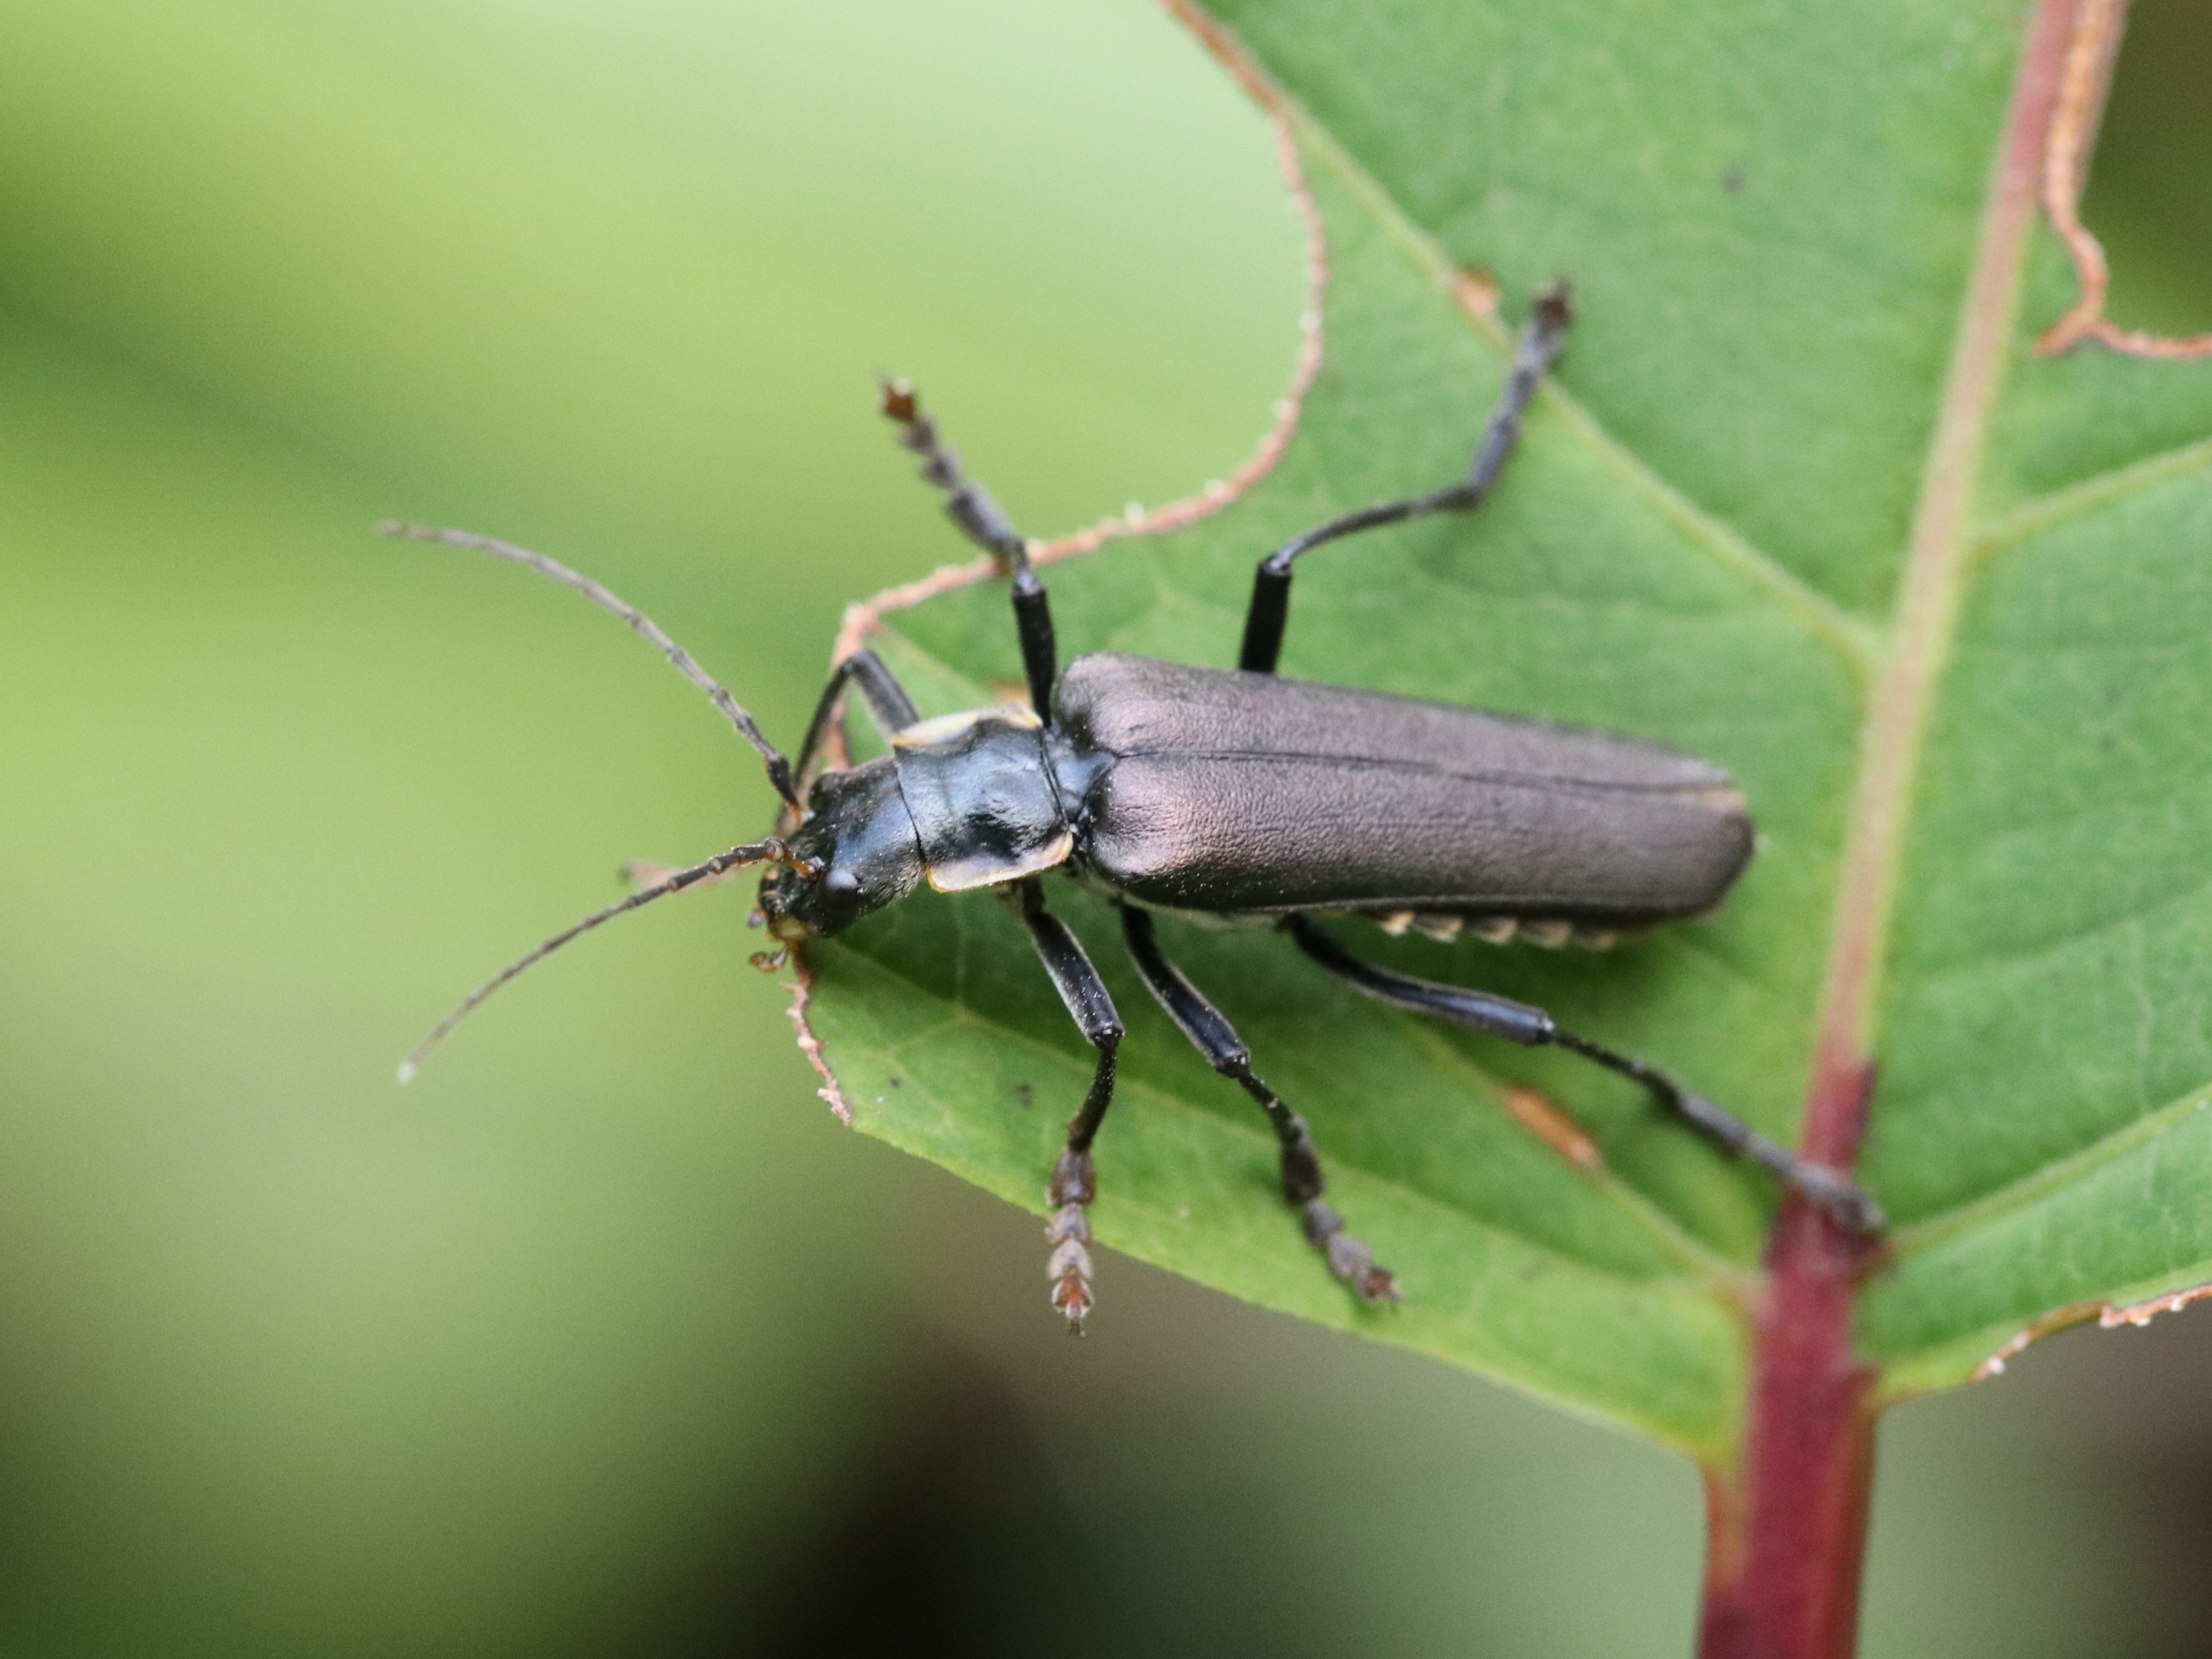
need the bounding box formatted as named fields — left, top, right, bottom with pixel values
left=824, top=865, right=861, bottom=895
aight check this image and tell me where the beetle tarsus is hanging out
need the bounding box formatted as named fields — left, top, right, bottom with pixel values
left=1530, top=278, right=1574, bottom=336
left=1048, top=1147, right=1096, bottom=1206
left=1667, top=1084, right=1886, bottom=1236
left=878, top=376, right=1025, bottom=567
left=1118, top=904, right=1400, bottom=1306
left=1276, top=1116, right=1326, bottom=1204
left=1280, top=1118, right=1399, bottom=1303
left=1287, top=1120, right=1399, bottom=1299
left=1047, top=1150, right=1097, bottom=1329
left=1790, top=1162, right=1889, bottom=1236
left=1302, top=1200, right=1402, bottom=1304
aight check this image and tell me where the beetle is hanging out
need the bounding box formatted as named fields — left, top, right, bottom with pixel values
left=389, top=285, right=1883, bottom=1328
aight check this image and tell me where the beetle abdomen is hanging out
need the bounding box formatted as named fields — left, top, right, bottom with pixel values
left=1055, top=653, right=1752, bottom=929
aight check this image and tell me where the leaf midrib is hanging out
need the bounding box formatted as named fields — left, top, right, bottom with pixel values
left=1800, top=0, right=2075, bottom=1173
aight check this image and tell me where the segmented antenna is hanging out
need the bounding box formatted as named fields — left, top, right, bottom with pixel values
left=378, top=522, right=800, bottom=810
left=396, top=837, right=813, bottom=1083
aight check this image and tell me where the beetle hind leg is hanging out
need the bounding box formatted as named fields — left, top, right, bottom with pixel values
left=1121, top=906, right=1400, bottom=1304
left=1287, top=918, right=1886, bottom=1235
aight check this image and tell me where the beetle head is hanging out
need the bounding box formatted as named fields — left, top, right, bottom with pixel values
left=758, top=757, right=925, bottom=942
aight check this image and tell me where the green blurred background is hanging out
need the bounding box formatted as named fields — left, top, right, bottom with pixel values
left=2, top=2, right=2209, bottom=1654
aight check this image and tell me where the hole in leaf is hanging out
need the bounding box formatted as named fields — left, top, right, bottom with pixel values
left=2075, top=0, right=2212, bottom=338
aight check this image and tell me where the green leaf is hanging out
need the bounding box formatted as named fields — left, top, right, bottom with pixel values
left=800, top=0, right=2212, bottom=1454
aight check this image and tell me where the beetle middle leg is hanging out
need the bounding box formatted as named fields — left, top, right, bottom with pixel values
left=1238, top=285, right=1573, bottom=675
left=1005, top=879, right=1123, bottom=1328
left=1121, top=905, right=1401, bottom=1303
left=1286, top=917, right=1886, bottom=1234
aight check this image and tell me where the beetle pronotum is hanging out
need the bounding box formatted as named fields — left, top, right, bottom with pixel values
left=389, top=286, right=1883, bottom=1328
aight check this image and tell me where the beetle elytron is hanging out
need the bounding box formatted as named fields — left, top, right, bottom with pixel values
left=390, top=286, right=1882, bottom=1327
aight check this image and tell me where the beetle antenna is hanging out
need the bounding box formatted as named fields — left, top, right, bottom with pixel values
left=379, top=522, right=801, bottom=811
left=397, top=836, right=814, bottom=1083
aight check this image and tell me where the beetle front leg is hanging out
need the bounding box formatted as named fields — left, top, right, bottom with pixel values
left=1286, top=918, right=1886, bottom=1234
left=1006, top=880, right=1122, bottom=1328
left=881, top=380, right=1058, bottom=721
left=1238, top=285, right=1573, bottom=674
left=790, top=648, right=921, bottom=794
left=1122, top=905, right=1400, bottom=1304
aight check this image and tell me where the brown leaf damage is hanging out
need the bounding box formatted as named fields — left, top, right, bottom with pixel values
left=785, top=959, right=852, bottom=1124
left=1972, top=1279, right=2212, bottom=1381
left=2035, top=0, right=2212, bottom=360
left=2102, top=1279, right=2212, bottom=1328
left=1499, top=1084, right=1604, bottom=1170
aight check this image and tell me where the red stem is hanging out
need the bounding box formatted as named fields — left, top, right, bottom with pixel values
left=1696, top=1065, right=1880, bottom=1659
left=1696, top=2, right=2089, bottom=1651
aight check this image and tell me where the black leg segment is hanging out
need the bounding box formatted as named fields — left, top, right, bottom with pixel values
left=792, top=648, right=922, bottom=791
left=1238, top=285, right=1574, bottom=675
left=1121, top=905, right=1399, bottom=1303
left=882, top=379, right=1058, bottom=721
left=1006, top=879, right=1124, bottom=1327
left=1287, top=918, right=1886, bottom=1234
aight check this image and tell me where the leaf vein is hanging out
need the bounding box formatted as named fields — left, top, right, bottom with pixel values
left=1895, top=862, right=2212, bottom=989
left=1888, top=1079, right=2212, bottom=1255
left=1974, top=434, right=2212, bottom=559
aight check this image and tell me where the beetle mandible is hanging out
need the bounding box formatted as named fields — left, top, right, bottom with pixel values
left=389, top=286, right=1884, bottom=1328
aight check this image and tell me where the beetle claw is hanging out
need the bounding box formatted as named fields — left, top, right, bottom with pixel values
left=1050, top=1263, right=1094, bottom=1331
left=1302, top=1200, right=1403, bottom=1305
left=1796, top=1164, right=1888, bottom=1236
left=1356, top=1264, right=1402, bottom=1304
